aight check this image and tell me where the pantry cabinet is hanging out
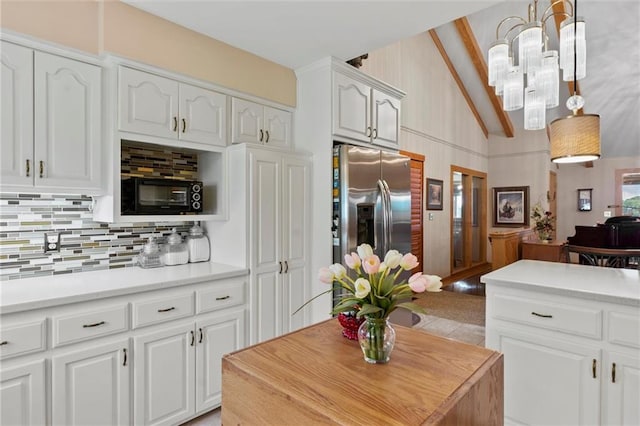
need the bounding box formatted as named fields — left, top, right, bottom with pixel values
left=0, top=40, right=102, bottom=194
left=333, top=69, right=401, bottom=149
left=231, top=97, right=292, bottom=149
left=119, top=66, right=227, bottom=148
left=484, top=260, right=640, bottom=426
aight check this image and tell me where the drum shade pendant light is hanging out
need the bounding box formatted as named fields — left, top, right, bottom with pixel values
left=487, top=0, right=585, bottom=131
left=547, top=0, right=600, bottom=163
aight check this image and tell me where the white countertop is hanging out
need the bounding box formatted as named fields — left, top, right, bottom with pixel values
left=0, top=262, right=248, bottom=314
left=481, top=260, right=640, bottom=306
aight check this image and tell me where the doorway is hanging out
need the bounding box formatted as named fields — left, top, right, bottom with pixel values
left=450, top=166, right=487, bottom=274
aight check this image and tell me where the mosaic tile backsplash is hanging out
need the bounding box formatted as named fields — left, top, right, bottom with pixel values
left=0, top=193, right=192, bottom=280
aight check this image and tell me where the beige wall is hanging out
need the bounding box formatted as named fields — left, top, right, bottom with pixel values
left=1, top=0, right=296, bottom=106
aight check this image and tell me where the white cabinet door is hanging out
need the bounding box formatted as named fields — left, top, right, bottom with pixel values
left=0, top=41, right=33, bottom=188
left=281, top=155, right=310, bottom=332
left=34, top=51, right=101, bottom=192
left=333, top=72, right=371, bottom=143
left=263, top=106, right=291, bottom=149
left=134, top=323, right=195, bottom=426
left=249, top=149, right=282, bottom=343
left=119, top=67, right=179, bottom=139
left=0, top=360, right=45, bottom=426
left=496, top=330, right=601, bottom=425
left=179, top=84, right=226, bottom=147
left=604, top=350, right=640, bottom=425
left=51, top=339, right=130, bottom=426
left=195, top=309, right=245, bottom=412
left=231, top=98, right=263, bottom=144
left=372, top=89, right=401, bottom=148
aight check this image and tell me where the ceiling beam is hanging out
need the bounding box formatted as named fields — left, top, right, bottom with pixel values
left=549, top=0, right=583, bottom=115
left=453, top=17, right=515, bottom=138
left=429, top=29, right=489, bottom=139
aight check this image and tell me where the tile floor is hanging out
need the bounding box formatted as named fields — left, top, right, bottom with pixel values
left=182, top=277, right=486, bottom=425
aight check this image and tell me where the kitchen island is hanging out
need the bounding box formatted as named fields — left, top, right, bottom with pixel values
left=482, top=260, right=640, bottom=425
left=222, top=319, right=503, bottom=425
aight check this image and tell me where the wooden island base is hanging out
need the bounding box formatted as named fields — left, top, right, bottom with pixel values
left=222, top=320, right=503, bottom=425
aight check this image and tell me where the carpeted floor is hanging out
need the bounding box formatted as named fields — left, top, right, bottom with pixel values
left=412, top=288, right=485, bottom=326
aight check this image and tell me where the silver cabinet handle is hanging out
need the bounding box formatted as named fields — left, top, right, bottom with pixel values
left=26, top=159, right=30, bottom=177
left=83, top=321, right=105, bottom=328
left=265, top=130, right=270, bottom=143
left=215, top=295, right=230, bottom=301
left=157, top=307, right=175, bottom=313
left=123, top=348, right=127, bottom=366
left=182, top=118, right=186, bottom=133
left=39, top=161, right=44, bottom=178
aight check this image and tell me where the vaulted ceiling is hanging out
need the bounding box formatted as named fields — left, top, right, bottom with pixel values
left=123, top=0, right=640, bottom=159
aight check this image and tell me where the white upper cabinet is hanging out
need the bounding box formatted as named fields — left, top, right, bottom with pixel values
left=119, top=66, right=227, bottom=148
left=332, top=67, right=402, bottom=149
left=231, top=98, right=291, bottom=149
left=1, top=41, right=102, bottom=194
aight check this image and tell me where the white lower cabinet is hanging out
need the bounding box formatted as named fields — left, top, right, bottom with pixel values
left=0, top=360, right=46, bottom=426
left=134, top=308, right=245, bottom=426
left=485, top=280, right=639, bottom=426
left=52, top=339, right=130, bottom=426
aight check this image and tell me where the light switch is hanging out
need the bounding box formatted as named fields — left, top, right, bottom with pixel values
left=604, top=211, right=612, bottom=218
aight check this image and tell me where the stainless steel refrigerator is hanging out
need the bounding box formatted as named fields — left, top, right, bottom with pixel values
left=331, top=144, right=412, bottom=324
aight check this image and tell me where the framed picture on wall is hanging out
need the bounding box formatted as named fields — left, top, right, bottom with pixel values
left=426, top=178, right=443, bottom=210
left=578, top=188, right=592, bottom=211
left=493, top=186, right=529, bottom=227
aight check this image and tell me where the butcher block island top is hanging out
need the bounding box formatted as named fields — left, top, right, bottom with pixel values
left=222, top=319, right=503, bottom=425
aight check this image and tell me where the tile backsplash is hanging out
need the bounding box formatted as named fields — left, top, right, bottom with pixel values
left=0, top=193, right=191, bottom=280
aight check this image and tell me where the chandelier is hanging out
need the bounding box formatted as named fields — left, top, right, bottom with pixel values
left=487, top=0, right=586, bottom=131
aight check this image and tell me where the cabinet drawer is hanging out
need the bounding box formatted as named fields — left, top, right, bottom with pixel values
left=0, top=320, right=46, bottom=359
left=52, top=305, right=129, bottom=348
left=196, top=281, right=245, bottom=314
left=608, top=311, right=640, bottom=349
left=132, top=292, right=194, bottom=329
left=492, top=294, right=602, bottom=339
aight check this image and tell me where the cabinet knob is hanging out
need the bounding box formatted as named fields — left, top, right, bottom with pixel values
left=372, top=128, right=378, bottom=139
left=366, top=126, right=372, bottom=137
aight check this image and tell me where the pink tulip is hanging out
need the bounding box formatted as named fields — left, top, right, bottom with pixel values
left=408, top=272, right=427, bottom=292
left=318, top=267, right=334, bottom=284
left=344, top=252, right=361, bottom=270
left=362, top=255, right=381, bottom=274
left=400, top=253, right=419, bottom=270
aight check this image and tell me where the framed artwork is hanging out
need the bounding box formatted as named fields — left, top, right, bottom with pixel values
left=493, top=186, right=529, bottom=227
left=426, top=178, right=443, bottom=210
left=578, top=188, right=592, bottom=211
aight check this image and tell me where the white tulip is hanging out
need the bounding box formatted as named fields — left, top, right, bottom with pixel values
left=354, top=277, right=371, bottom=298
left=329, top=263, right=346, bottom=279
left=383, top=250, right=402, bottom=269
left=357, top=243, right=373, bottom=260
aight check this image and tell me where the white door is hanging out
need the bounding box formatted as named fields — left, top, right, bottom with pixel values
left=231, top=98, right=263, bottom=144
left=119, top=67, right=179, bottom=139
left=179, top=84, right=227, bottom=147
left=34, top=51, right=101, bottom=192
left=263, top=106, right=291, bottom=149
left=51, top=340, right=129, bottom=426
left=281, top=155, right=310, bottom=332
left=134, top=323, right=195, bottom=426
left=332, top=72, right=371, bottom=143
left=372, top=89, right=401, bottom=149
left=604, top=350, right=640, bottom=425
left=0, top=41, right=33, bottom=189
left=195, top=309, right=245, bottom=412
left=250, top=149, right=282, bottom=343
left=498, top=331, right=601, bottom=425
left=0, top=360, right=46, bottom=426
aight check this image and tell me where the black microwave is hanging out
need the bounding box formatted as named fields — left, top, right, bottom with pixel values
left=121, top=178, right=203, bottom=215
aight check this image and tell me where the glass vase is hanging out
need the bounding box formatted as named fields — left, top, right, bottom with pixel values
left=537, top=230, right=551, bottom=242
left=357, top=317, right=396, bottom=364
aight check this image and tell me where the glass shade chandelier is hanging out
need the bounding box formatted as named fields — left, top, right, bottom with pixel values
left=487, top=0, right=585, bottom=130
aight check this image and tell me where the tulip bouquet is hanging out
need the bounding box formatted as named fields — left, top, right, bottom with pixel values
left=297, top=243, right=442, bottom=320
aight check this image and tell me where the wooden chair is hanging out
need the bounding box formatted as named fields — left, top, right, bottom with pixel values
left=565, top=245, right=640, bottom=269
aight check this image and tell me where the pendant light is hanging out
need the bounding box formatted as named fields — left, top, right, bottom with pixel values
left=547, top=0, right=600, bottom=163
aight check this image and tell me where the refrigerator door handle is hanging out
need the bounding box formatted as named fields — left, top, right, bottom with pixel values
left=381, top=179, right=392, bottom=254
left=377, top=179, right=388, bottom=254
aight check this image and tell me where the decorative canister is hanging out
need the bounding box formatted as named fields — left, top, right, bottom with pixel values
left=162, top=228, right=189, bottom=266
left=186, top=222, right=210, bottom=263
